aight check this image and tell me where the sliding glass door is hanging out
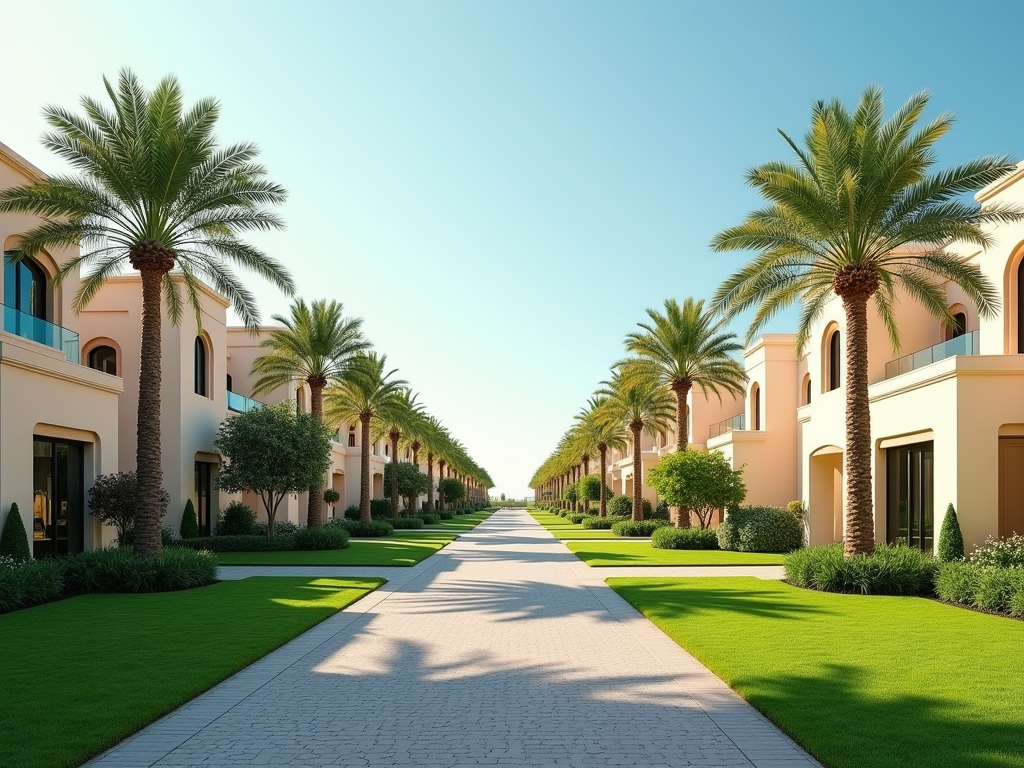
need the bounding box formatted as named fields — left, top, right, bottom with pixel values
left=886, top=441, right=934, bottom=551
left=32, top=438, right=84, bottom=558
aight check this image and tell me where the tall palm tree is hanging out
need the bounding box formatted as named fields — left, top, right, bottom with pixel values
left=597, top=364, right=674, bottom=521
left=325, top=352, right=407, bottom=523
left=0, top=70, right=292, bottom=556
left=374, top=388, right=425, bottom=518
left=711, top=86, right=1021, bottom=556
left=250, top=299, right=369, bottom=527
left=622, top=297, right=747, bottom=451
left=575, top=395, right=628, bottom=517
left=417, top=416, right=449, bottom=511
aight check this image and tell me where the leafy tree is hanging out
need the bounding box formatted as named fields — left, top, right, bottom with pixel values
left=0, top=70, right=293, bottom=556
left=647, top=450, right=746, bottom=529
left=325, top=352, right=407, bottom=523
left=563, top=482, right=578, bottom=503
left=938, top=503, right=965, bottom=562
left=179, top=499, right=199, bottom=539
left=87, top=471, right=169, bottom=546
left=215, top=401, right=332, bottom=537
left=578, top=475, right=613, bottom=505
left=384, top=462, right=430, bottom=513
left=251, top=299, right=369, bottom=528
left=0, top=504, right=30, bottom=562
left=711, top=86, right=1021, bottom=556
left=438, top=478, right=465, bottom=510
left=500, top=493, right=506, bottom=501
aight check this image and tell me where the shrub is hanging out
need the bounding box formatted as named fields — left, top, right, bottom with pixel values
left=653, top=500, right=670, bottom=520
left=969, top=534, right=1024, bottom=569
left=581, top=515, right=630, bottom=530
left=416, top=512, right=441, bottom=525
left=392, top=517, right=425, bottom=529
left=568, top=513, right=586, bottom=524
left=370, top=499, right=393, bottom=520
left=87, top=471, right=170, bottom=546
left=217, top=501, right=257, bottom=536
left=180, top=500, right=199, bottom=539
left=0, top=558, right=64, bottom=613
left=578, top=475, right=613, bottom=503
left=718, top=506, right=803, bottom=553
left=973, top=567, right=1024, bottom=613
left=651, top=526, right=719, bottom=550
left=937, top=503, right=964, bottom=562
left=1011, top=587, right=1024, bottom=619
left=438, top=511, right=454, bottom=520
left=611, top=519, right=670, bottom=537
left=329, top=519, right=393, bottom=537
left=343, top=505, right=361, bottom=521
left=172, top=535, right=296, bottom=552
left=647, top=449, right=746, bottom=529
left=61, top=547, right=218, bottom=593
left=292, top=526, right=350, bottom=551
left=935, top=561, right=983, bottom=606
left=322, top=488, right=341, bottom=505
left=605, top=496, right=653, bottom=518
left=0, top=504, right=30, bottom=562
left=784, top=543, right=937, bottom=595
left=253, top=520, right=298, bottom=537
left=936, top=560, right=1024, bottom=616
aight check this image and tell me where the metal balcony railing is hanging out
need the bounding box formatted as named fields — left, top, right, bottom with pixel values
left=2, top=304, right=80, bottom=363
left=709, top=412, right=745, bottom=439
left=226, top=391, right=264, bottom=413
left=884, top=330, right=979, bottom=380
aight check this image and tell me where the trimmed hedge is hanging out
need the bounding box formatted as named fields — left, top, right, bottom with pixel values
left=216, top=501, right=257, bottom=536
left=784, top=543, right=937, bottom=595
left=611, top=519, right=670, bottom=537
left=651, top=526, right=719, bottom=550
left=606, top=496, right=653, bottom=518
left=292, top=526, right=350, bottom=550
left=719, top=506, right=804, bottom=553
left=438, top=511, right=455, bottom=520
left=568, top=513, right=586, bottom=524
left=416, top=512, right=441, bottom=525
left=392, top=517, right=425, bottom=529
left=172, top=535, right=296, bottom=552
left=581, top=515, right=630, bottom=530
left=179, top=500, right=199, bottom=539
left=252, top=520, right=298, bottom=537
left=0, top=504, right=30, bottom=562
left=329, top=519, right=394, bottom=537
left=937, top=503, right=964, bottom=562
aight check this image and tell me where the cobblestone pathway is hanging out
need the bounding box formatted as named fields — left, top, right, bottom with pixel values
left=86, top=509, right=820, bottom=768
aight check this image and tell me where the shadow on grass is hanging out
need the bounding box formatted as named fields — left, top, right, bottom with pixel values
left=617, top=581, right=835, bottom=621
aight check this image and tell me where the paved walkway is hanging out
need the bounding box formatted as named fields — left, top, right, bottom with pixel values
left=86, top=509, right=818, bottom=768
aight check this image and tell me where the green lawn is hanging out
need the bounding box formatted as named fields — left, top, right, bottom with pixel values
left=432, top=510, right=495, bottom=530
left=609, top=577, right=1024, bottom=768
left=550, top=529, right=626, bottom=539
left=214, top=536, right=453, bottom=566
left=1, top=576, right=383, bottom=768
left=567, top=541, right=785, bottom=566
left=529, top=511, right=579, bottom=529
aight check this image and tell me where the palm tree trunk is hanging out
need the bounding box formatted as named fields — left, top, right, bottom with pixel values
left=307, top=380, right=325, bottom=529
left=581, top=454, right=590, bottom=514
left=426, top=452, right=434, bottom=511
left=134, top=264, right=169, bottom=557
left=412, top=442, right=419, bottom=466
left=671, top=380, right=692, bottom=528
left=599, top=445, right=608, bottom=518
left=631, top=423, right=643, bottom=522
left=439, top=460, right=446, bottom=510
left=359, top=414, right=372, bottom=524
left=390, top=430, right=400, bottom=519
left=842, top=293, right=875, bottom=556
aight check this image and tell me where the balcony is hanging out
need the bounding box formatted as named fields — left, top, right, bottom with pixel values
left=709, top=412, right=745, bottom=439
left=226, top=391, right=264, bottom=413
left=2, top=304, right=80, bottom=363
left=884, top=330, right=979, bottom=380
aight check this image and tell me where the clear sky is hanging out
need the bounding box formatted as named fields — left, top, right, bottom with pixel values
left=3, top=0, right=1023, bottom=497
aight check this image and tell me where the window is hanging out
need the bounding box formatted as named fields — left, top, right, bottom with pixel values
left=828, top=330, right=841, bottom=391
left=751, top=383, right=761, bottom=430
left=226, top=373, right=233, bottom=392
left=4, top=251, right=46, bottom=318
left=87, top=345, right=117, bottom=375
left=348, top=425, right=356, bottom=447
left=804, top=376, right=812, bottom=405
left=194, top=337, right=207, bottom=396
left=887, top=441, right=934, bottom=551
left=949, top=312, right=967, bottom=340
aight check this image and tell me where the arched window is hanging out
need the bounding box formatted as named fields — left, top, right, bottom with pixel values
left=88, top=345, right=117, bottom=375
left=751, top=383, right=761, bottom=430
left=805, top=376, right=812, bottom=405
left=3, top=251, right=46, bottom=319
left=348, top=425, right=356, bottom=447
left=226, top=373, right=233, bottom=392
left=829, top=330, right=841, bottom=391
left=194, top=337, right=207, bottom=396
left=1018, top=259, right=1024, bottom=353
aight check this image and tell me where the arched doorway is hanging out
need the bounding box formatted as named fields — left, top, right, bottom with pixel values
left=809, top=447, right=843, bottom=545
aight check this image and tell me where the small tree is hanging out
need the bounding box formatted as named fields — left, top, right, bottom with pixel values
left=0, top=504, right=31, bottom=562
left=563, top=483, right=578, bottom=503
left=180, top=500, right=199, bottom=539
left=87, top=471, right=169, bottom=546
left=500, top=493, right=506, bottom=501
left=647, top=450, right=746, bottom=529
left=323, top=488, right=341, bottom=518
left=438, top=478, right=465, bottom=510
left=578, top=475, right=613, bottom=510
left=938, top=503, right=965, bottom=562
left=215, top=401, right=332, bottom=537
left=384, top=462, right=430, bottom=513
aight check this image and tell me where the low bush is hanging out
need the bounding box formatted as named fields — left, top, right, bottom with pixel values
left=392, top=517, right=425, bottom=529
left=252, top=520, right=298, bottom=537
left=371, top=499, right=394, bottom=519
left=581, top=515, right=630, bottom=529
left=0, top=557, right=64, bottom=612
left=416, top=512, right=441, bottom=525
left=343, top=505, right=361, bottom=520
left=61, top=547, right=218, bottom=594
left=937, top=503, right=964, bottom=562
left=719, top=506, right=804, bottom=553
left=936, top=560, right=1024, bottom=616
left=651, top=526, right=719, bottom=550
left=172, top=535, right=296, bottom=552
left=611, top=519, right=670, bottom=537
left=653, top=500, right=670, bottom=520
left=968, top=533, right=1024, bottom=569
left=292, top=526, right=350, bottom=551
left=784, top=543, right=937, bottom=595
left=0, top=504, right=30, bottom=562
left=180, top=500, right=199, bottom=539
left=329, top=519, right=394, bottom=537
left=216, top=501, right=257, bottom=536
left=568, top=513, right=586, bottom=524
left=606, top=496, right=653, bottom=518
left=438, top=511, right=454, bottom=520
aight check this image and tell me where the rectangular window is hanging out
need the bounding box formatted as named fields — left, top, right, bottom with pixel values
left=886, top=441, right=934, bottom=551
left=194, top=462, right=213, bottom=536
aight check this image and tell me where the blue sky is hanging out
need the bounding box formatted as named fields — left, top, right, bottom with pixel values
left=3, top=0, right=1023, bottom=497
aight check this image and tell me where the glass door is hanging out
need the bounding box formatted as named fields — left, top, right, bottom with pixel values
left=886, top=441, right=934, bottom=551
left=32, top=438, right=83, bottom=558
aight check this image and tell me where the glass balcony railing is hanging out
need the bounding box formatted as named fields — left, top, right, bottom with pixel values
left=884, top=330, right=979, bottom=380
left=709, top=412, right=746, bottom=439
left=226, top=391, right=264, bottom=413
left=2, top=304, right=80, bottom=362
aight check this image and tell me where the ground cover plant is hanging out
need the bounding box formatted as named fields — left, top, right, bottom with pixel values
left=548, top=529, right=624, bottom=540
left=784, top=543, right=937, bottom=595
left=0, top=576, right=383, bottom=768
left=609, top=576, right=1024, bottom=768
left=212, top=536, right=454, bottom=566
left=567, top=541, right=784, bottom=566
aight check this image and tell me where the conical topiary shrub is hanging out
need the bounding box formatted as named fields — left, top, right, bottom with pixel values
left=937, top=503, right=964, bottom=562
left=180, top=499, right=199, bottom=539
left=0, top=503, right=31, bottom=562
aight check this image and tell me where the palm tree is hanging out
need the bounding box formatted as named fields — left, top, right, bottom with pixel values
left=575, top=395, right=628, bottom=517
left=622, top=297, right=747, bottom=451
left=250, top=299, right=369, bottom=527
left=374, top=388, right=425, bottom=518
left=711, top=86, right=1021, bottom=556
left=0, top=70, right=292, bottom=556
left=325, top=352, right=407, bottom=523
left=597, top=364, right=674, bottom=521
left=417, top=416, right=449, bottom=511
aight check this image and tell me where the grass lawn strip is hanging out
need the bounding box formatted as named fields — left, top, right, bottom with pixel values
left=1, top=576, right=383, bottom=768
left=550, top=529, right=641, bottom=540
left=214, top=536, right=453, bottom=566
left=432, top=510, right=495, bottom=530
left=609, top=577, right=1024, bottom=768
left=567, top=541, right=784, bottom=566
